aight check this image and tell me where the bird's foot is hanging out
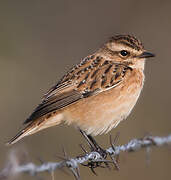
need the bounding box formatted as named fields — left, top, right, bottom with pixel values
left=79, top=130, right=107, bottom=158
left=79, top=130, right=110, bottom=173
left=79, top=130, right=120, bottom=174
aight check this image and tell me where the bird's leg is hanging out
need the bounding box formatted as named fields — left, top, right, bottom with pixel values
left=87, top=135, right=107, bottom=158
left=79, top=130, right=107, bottom=159
left=79, top=130, right=95, bottom=150
left=79, top=130, right=111, bottom=173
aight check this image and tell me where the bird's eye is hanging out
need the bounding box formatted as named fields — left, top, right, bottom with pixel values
left=120, top=50, right=129, bottom=57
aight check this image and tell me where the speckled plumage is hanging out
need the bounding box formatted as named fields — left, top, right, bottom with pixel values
left=7, top=35, right=155, bottom=145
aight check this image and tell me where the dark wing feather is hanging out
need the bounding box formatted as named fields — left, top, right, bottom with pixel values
left=24, top=55, right=132, bottom=124
left=24, top=89, right=82, bottom=124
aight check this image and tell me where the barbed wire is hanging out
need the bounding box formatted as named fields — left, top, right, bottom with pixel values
left=0, top=134, right=171, bottom=180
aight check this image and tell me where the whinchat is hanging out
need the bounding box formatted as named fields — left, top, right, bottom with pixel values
left=8, top=34, right=155, bottom=145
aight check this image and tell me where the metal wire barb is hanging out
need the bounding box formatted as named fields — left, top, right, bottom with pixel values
left=0, top=134, right=171, bottom=179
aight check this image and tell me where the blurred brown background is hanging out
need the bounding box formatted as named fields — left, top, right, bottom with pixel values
left=0, top=0, right=171, bottom=179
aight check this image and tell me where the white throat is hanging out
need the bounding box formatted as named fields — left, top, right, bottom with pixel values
left=130, top=59, right=145, bottom=70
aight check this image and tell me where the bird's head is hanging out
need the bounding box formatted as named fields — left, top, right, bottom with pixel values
left=101, top=34, right=155, bottom=69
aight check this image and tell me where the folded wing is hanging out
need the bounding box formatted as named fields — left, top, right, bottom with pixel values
left=24, top=55, right=131, bottom=125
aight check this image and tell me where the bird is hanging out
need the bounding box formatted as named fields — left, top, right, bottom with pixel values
left=7, top=34, right=155, bottom=148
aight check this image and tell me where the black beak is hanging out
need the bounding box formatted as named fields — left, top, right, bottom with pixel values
left=138, top=51, right=155, bottom=58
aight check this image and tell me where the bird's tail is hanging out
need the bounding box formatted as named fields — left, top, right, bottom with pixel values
left=6, top=113, right=64, bottom=145
left=6, top=122, right=38, bottom=145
